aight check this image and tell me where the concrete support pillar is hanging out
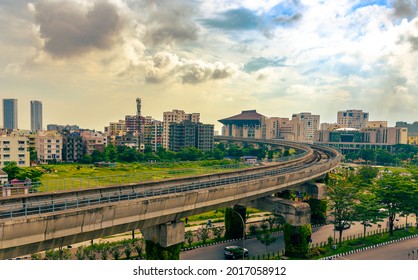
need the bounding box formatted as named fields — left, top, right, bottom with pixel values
left=247, top=197, right=312, bottom=257
left=142, top=221, right=185, bottom=260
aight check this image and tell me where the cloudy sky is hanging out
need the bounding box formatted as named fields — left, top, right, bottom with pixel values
left=1, top=0, right=418, bottom=132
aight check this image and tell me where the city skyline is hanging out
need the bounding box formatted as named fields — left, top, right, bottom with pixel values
left=1, top=1, right=418, bottom=132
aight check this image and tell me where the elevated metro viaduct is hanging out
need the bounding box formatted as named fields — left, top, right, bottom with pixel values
left=0, top=138, right=341, bottom=259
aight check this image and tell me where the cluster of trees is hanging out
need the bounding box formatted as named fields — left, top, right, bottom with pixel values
left=344, top=144, right=418, bottom=165
left=2, top=162, right=43, bottom=182
left=77, top=142, right=284, bottom=164
left=328, top=165, right=418, bottom=246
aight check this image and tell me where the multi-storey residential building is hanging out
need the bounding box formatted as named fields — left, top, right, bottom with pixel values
left=163, top=110, right=200, bottom=148
left=35, top=131, right=63, bottom=164
left=143, top=116, right=163, bottom=151
left=80, top=131, right=107, bottom=155
left=0, top=135, right=30, bottom=168
left=168, top=121, right=214, bottom=152
left=195, top=123, right=214, bottom=151
left=30, top=100, right=43, bottom=131
left=105, top=120, right=126, bottom=136
left=219, top=110, right=266, bottom=139
left=62, top=131, right=83, bottom=162
left=291, top=112, right=320, bottom=142
left=3, top=99, right=18, bottom=130
left=337, top=109, right=369, bottom=129
left=114, top=132, right=139, bottom=149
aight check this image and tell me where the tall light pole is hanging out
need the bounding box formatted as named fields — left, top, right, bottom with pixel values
left=230, top=209, right=246, bottom=259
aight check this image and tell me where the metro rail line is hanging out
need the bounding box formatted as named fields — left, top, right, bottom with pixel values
left=0, top=142, right=340, bottom=221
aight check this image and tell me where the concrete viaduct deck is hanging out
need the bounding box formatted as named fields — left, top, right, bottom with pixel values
left=0, top=138, right=341, bottom=259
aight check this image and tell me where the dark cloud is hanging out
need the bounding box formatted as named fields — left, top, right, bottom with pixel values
left=180, top=62, right=235, bottom=84
left=390, top=0, right=418, bottom=19
left=407, top=35, right=418, bottom=50
left=34, top=0, right=124, bottom=58
left=243, top=57, right=287, bottom=73
left=143, top=1, right=199, bottom=47
left=143, top=52, right=235, bottom=84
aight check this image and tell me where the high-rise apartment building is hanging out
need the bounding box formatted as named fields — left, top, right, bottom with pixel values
left=35, top=131, right=63, bottom=164
left=3, top=99, right=18, bottom=130
left=62, top=131, right=83, bottom=162
left=168, top=121, right=214, bottom=152
left=143, top=116, right=164, bottom=152
left=337, top=109, right=369, bottom=129
left=163, top=110, right=200, bottom=148
left=30, top=100, right=43, bottom=131
left=291, top=112, right=320, bottom=142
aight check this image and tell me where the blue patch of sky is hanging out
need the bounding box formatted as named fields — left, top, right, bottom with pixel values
left=243, top=57, right=287, bottom=73
left=350, top=0, right=389, bottom=12
left=264, top=0, right=303, bottom=24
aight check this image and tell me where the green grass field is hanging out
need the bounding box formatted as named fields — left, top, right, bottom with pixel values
left=36, top=161, right=250, bottom=192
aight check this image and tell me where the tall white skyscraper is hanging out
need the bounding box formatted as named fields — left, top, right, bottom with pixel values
left=3, top=98, right=18, bottom=129
left=30, top=100, right=43, bottom=131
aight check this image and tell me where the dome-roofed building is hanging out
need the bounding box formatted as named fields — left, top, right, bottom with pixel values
left=219, top=110, right=266, bottom=139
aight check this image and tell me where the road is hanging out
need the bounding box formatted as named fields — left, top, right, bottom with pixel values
left=181, top=214, right=417, bottom=260
left=336, top=237, right=418, bottom=260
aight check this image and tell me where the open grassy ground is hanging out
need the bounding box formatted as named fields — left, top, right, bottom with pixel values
left=36, top=161, right=249, bottom=192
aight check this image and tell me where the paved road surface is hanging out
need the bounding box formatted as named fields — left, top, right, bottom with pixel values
left=336, top=236, right=418, bottom=260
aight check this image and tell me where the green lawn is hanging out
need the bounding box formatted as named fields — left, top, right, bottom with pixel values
left=36, top=161, right=249, bottom=192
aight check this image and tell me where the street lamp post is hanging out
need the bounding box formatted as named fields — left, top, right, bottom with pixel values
left=231, top=209, right=246, bottom=260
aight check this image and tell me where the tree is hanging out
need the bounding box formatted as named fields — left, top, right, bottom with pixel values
left=2, top=161, right=20, bottom=180
left=356, top=166, right=379, bottom=186
left=124, top=244, right=132, bottom=259
left=195, top=227, right=210, bottom=244
left=327, top=171, right=358, bottom=246
left=104, top=144, right=118, bottom=162
left=110, top=246, right=121, bottom=260
left=353, top=191, right=385, bottom=238
left=211, top=226, right=225, bottom=241
left=375, top=172, right=416, bottom=235
left=91, top=150, right=104, bottom=163
left=256, top=222, right=277, bottom=253
left=184, top=230, right=194, bottom=247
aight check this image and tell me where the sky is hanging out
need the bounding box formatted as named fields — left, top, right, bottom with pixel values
left=1, top=0, right=418, bottom=132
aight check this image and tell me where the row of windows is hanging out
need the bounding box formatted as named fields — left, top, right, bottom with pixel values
left=0, top=154, right=25, bottom=158
left=0, top=141, right=27, bottom=145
